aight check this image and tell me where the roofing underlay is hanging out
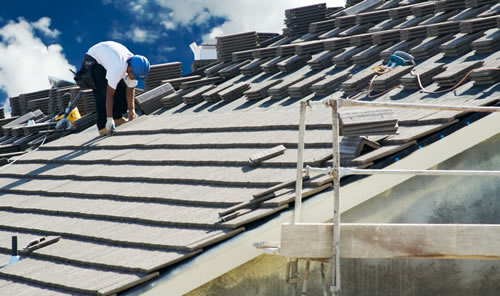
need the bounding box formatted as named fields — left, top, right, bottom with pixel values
left=0, top=0, right=499, bottom=294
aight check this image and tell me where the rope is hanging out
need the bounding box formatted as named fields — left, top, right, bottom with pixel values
left=0, top=117, right=58, bottom=172
left=366, top=65, right=402, bottom=98
left=411, top=67, right=500, bottom=94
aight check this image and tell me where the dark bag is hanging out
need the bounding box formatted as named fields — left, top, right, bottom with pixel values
left=74, top=55, right=96, bottom=89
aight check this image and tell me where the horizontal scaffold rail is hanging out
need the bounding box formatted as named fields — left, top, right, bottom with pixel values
left=305, top=166, right=500, bottom=177
left=306, top=97, right=500, bottom=113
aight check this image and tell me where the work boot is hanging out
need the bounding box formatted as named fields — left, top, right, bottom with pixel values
left=99, top=128, right=111, bottom=136
left=114, top=117, right=128, bottom=127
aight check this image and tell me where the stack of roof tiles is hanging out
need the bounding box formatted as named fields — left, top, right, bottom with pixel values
left=401, top=63, right=446, bottom=89
left=471, top=28, right=500, bottom=53
left=433, top=61, right=484, bottom=87
left=216, top=32, right=259, bottom=62
left=144, top=62, right=182, bottom=91
left=283, top=3, right=327, bottom=36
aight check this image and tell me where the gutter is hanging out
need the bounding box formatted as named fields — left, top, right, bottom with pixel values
left=129, top=111, right=500, bottom=296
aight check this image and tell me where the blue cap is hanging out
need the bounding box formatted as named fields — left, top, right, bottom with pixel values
left=129, top=55, right=150, bottom=81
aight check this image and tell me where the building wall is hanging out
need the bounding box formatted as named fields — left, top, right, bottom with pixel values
left=186, top=134, right=500, bottom=296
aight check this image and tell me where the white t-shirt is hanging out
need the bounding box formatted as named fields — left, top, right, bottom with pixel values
left=87, top=41, right=138, bottom=89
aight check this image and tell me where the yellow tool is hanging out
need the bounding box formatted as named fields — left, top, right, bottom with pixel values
left=56, top=91, right=83, bottom=130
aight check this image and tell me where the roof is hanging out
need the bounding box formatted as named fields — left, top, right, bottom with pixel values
left=0, top=0, right=499, bottom=294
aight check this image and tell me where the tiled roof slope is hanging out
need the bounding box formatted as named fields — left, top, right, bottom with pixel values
left=0, top=0, right=499, bottom=294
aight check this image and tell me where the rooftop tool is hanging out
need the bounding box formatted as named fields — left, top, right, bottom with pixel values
left=56, top=91, right=82, bottom=130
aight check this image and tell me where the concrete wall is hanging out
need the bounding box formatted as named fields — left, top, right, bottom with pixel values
left=186, top=134, right=500, bottom=296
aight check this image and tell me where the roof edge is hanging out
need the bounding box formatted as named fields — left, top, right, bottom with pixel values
left=130, top=112, right=500, bottom=296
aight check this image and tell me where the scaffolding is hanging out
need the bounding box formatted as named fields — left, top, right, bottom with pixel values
left=257, top=97, right=500, bottom=296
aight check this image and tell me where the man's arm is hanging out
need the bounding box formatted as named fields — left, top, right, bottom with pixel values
left=126, top=86, right=137, bottom=120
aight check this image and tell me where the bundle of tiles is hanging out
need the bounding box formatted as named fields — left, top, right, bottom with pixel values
left=204, top=62, right=232, bottom=77
left=434, top=0, right=466, bottom=12
left=324, top=37, right=351, bottom=51
left=356, top=10, right=390, bottom=25
left=352, top=43, right=394, bottom=66
left=232, top=49, right=255, bottom=63
left=257, top=33, right=280, bottom=45
left=252, top=47, right=279, bottom=59
left=160, top=89, right=191, bottom=108
left=339, top=108, right=399, bottom=136
left=202, top=83, right=233, bottom=103
left=350, top=32, right=374, bottom=47
left=218, top=83, right=250, bottom=102
left=311, top=72, right=351, bottom=96
left=333, top=45, right=370, bottom=67
left=335, top=15, right=357, bottom=28
left=287, top=75, right=326, bottom=98
left=440, top=32, right=484, bottom=57
left=471, top=28, right=500, bottom=53
left=409, top=34, right=454, bottom=60
left=135, top=82, right=175, bottom=114
left=244, top=79, right=283, bottom=100
left=309, top=19, right=337, bottom=34
left=277, top=55, right=311, bottom=73
left=410, top=2, right=436, bottom=16
left=160, top=76, right=201, bottom=90
left=469, top=59, right=500, bottom=85
left=180, top=77, right=223, bottom=90
left=268, top=76, right=304, bottom=99
left=459, top=16, right=499, bottom=33
left=283, top=3, right=327, bottom=36
left=240, top=58, right=270, bottom=76
left=427, top=21, right=461, bottom=37
left=371, top=65, right=413, bottom=93
left=144, top=62, right=182, bottom=91
left=261, top=56, right=289, bottom=74
left=465, top=0, right=498, bottom=7
left=182, top=85, right=216, bottom=105
left=307, top=50, right=343, bottom=70
left=432, top=61, right=484, bottom=87
left=400, top=63, right=446, bottom=89
left=17, top=89, right=51, bottom=116
left=341, top=66, right=378, bottom=93
left=277, top=44, right=297, bottom=56
left=216, top=32, right=259, bottom=63
left=372, top=30, right=402, bottom=45
left=219, top=60, right=251, bottom=79
left=295, top=40, right=325, bottom=55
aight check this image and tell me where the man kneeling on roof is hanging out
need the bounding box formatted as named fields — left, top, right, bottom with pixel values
left=78, top=41, right=150, bottom=135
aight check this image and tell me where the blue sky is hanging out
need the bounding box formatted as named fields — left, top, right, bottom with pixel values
left=0, top=0, right=343, bottom=113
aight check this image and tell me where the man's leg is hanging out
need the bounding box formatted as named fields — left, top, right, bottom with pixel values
left=90, top=63, right=108, bottom=130
left=113, top=80, right=128, bottom=125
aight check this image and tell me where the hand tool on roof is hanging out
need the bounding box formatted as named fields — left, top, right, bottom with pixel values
left=374, top=50, right=416, bottom=74
left=387, top=51, right=416, bottom=68
left=55, top=91, right=82, bottom=130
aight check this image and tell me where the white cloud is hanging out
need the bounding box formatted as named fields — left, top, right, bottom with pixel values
left=158, top=45, right=176, bottom=53
left=31, top=17, right=60, bottom=38
left=152, top=0, right=346, bottom=42
left=110, top=25, right=161, bottom=44
left=0, top=17, right=75, bottom=100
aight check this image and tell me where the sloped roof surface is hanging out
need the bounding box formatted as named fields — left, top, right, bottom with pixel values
left=0, top=0, right=499, bottom=294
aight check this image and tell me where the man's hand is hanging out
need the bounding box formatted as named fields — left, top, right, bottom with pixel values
left=128, top=109, right=137, bottom=121
left=105, top=117, right=115, bottom=134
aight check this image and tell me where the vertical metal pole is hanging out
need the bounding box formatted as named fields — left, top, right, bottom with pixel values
left=301, top=259, right=311, bottom=296
left=294, top=101, right=307, bottom=224
left=330, top=99, right=341, bottom=295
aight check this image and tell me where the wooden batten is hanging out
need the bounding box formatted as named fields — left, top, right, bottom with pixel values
left=279, top=223, right=500, bottom=259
